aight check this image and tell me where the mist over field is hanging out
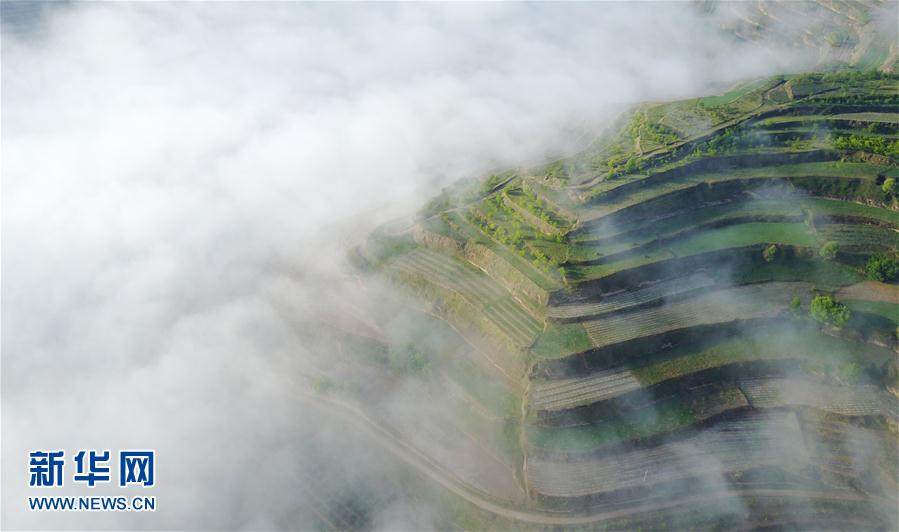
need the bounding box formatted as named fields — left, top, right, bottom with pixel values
left=1, top=2, right=845, bottom=529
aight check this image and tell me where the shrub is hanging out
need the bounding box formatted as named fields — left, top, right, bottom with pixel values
left=481, top=174, right=506, bottom=194
left=865, top=254, right=899, bottom=282
left=810, top=295, right=850, bottom=326
left=842, top=362, right=861, bottom=384
left=389, top=344, right=430, bottom=376
left=790, top=296, right=801, bottom=312
left=762, top=244, right=778, bottom=263
left=882, top=178, right=896, bottom=195
left=832, top=134, right=899, bottom=159
left=819, top=241, right=839, bottom=260
left=312, top=376, right=336, bottom=395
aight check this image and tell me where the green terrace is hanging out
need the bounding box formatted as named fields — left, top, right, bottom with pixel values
left=569, top=199, right=807, bottom=262
left=630, top=326, right=895, bottom=389
left=354, top=68, right=899, bottom=521
left=575, top=160, right=899, bottom=233
left=526, top=412, right=813, bottom=499
left=572, top=198, right=898, bottom=255
left=527, top=323, right=897, bottom=427
left=526, top=376, right=896, bottom=454
left=534, top=283, right=813, bottom=359
left=421, top=210, right=560, bottom=290
left=566, top=223, right=819, bottom=283
left=387, top=247, right=542, bottom=349
left=532, top=317, right=897, bottom=385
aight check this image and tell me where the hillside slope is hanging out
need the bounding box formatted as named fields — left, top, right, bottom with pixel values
left=337, top=67, right=899, bottom=528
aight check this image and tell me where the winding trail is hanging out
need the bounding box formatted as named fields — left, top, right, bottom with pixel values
left=301, top=391, right=884, bottom=527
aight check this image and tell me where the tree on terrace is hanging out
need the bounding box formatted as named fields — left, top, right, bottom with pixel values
left=866, top=255, right=899, bottom=282
left=810, top=295, right=850, bottom=326
left=820, top=241, right=839, bottom=260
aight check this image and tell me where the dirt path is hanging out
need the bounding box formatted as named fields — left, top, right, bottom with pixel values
left=836, top=281, right=899, bottom=304
left=569, top=87, right=784, bottom=192
left=300, top=391, right=883, bottom=527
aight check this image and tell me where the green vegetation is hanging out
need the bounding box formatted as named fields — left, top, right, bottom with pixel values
left=826, top=30, right=857, bottom=48
left=817, top=224, right=898, bottom=252
left=810, top=295, right=851, bottom=326
left=801, top=198, right=899, bottom=226
left=481, top=173, right=508, bottom=194
left=531, top=323, right=592, bottom=358
left=832, top=134, right=899, bottom=159
left=505, top=184, right=571, bottom=233
left=364, top=234, right=417, bottom=265
left=670, top=223, right=817, bottom=255
left=570, top=222, right=820, bottom=282
left=358, top=65, right=899, bottom=519
left=866, top=254, right=899, bottom=282
left=699, top=78, right=770, bottom=108
left=388, top=343, right=431, bottom=375
left=527, top=401, right=695, bottom=451
left=844, top=299, right=899, bottom=328
left=733, top=255, right=863, bottom=287
left=464, top=194, right=566, bottom=276
left=819, top=241, right=839, bottom=260
left=631, top=327, right=888, bottom=387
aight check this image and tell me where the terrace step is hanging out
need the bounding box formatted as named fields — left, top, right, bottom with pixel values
left=580, top=282, right=811, bottom=349
left=738, top=378, right=899, bottom=419
left=391, top=248, right=542, bottom=347
left=547, top=273, right=716, bottom=320
left=816, top=223, right=899, bottom=252
left=528, top=411, right=807, bottom=498
left=530, top=368, right=641, bottom=412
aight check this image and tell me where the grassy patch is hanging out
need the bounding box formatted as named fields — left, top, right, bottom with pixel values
left=844, top=299, right=899, bottom=328
left=700, top=78, right=772, bottom=108
left=733, top=256, right=863, bottom=287
left=527, top=402, right=695, bottom=451
left=631, top=327, right=892, bottom=387
left=670, top=223, right=819, bottom=256
left=531, top=322, right=592, bottom=359
left=365, top=234, right=417, bottom=265
left=571, top=223, right=820, bottom=282
left=444, top=211, right=559, bottom=290
left=572, top=200, right=806, bottom=262
left=803, top=198, right=899, bottom=226
left=586, top=161, right=899, bottom=214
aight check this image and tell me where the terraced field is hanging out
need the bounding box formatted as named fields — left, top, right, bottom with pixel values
left=528, top=412, right=808, bottom=499
left=390, top=248, right=542, bottom=347
left=580, top=283, right=811, bottom=349
left=739, top=378, right=899, bottom=418
left=357, top=66, right=899, bottom=527
left=547, top=273, right=716, bottom=320
left=529, top=368, right=641, bottom=412
left=817, top=224, right=898, bottom=252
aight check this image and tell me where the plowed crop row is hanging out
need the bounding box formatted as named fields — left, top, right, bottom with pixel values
left=739, top=378, right=899, bottom=418
left=391, top=249, right=542, bottom=346
left=581, top=283, right=810, bottom=348
left=547, top=273, right=716, bottom=320
left=528, top=412, right=807, bottom=498
left=530, top=368, right=641, bottom=412
left=817, top=224, right=898, bottom=251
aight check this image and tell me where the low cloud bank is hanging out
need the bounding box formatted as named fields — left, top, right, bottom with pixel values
left=2, top=3, right=819, bottom=529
